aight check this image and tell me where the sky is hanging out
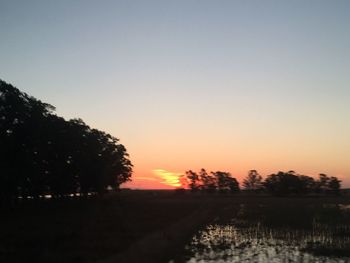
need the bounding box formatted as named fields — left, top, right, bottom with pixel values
left=1, top=0, right=350, bottom=188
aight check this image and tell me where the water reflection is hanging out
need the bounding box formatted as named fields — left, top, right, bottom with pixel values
left=186, top=223, right=350, bottom=263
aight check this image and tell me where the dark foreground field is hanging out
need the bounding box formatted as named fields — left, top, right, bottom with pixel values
left=1, top=191, right=350, bottom=263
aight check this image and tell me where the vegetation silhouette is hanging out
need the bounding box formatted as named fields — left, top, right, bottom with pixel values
left=181, top=169, right=240, bottom=193
left=263, top=171, right=341, bottom=196
left=181, top=169, right=341, bottom=196
left=0, top=80, right=132, bottom=205
left=243, top=170, right=263, bottom=192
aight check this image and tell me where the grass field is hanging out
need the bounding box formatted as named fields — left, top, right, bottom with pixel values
left=1, top=191, right=350, bottom=263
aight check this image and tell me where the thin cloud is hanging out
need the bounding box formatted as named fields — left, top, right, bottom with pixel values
left=152, top=169, right=183, bottom=187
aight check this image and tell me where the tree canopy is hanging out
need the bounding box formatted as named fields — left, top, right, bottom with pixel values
left=263, top=171, right=341, bottom=196
left=181, top=169, right=240, bottom=193
left=243, top=170, right=263, bottom=192
left=0, top=80, right=132, bottom=204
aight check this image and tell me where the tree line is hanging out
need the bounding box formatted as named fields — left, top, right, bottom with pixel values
left=181, top=169, right=341, bottom=195
left=181, top=169, right=240, bottom=193
left=0, top=80, right=133, bottom=205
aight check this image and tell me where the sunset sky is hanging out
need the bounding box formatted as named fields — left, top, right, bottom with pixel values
left=1, top=0, right=350, bottom=188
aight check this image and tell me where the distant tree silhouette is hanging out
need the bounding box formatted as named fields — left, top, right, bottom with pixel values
left=298, top=175, right=316, bottom=194
left=181, top=167, right=343, bottom=196
left=316, top=173, right=330, bottom=193
left=243, top=170, right=263, bottom=192
left=315, top=174, right=341, bottom=195
left=180, top=167, right=341, bottom=196
left=264, top=171, right=302, bottom=196
left=328, top=176, right=341, bottom=195
left=212, top=171, right=239, bottom=193
left=264, top=171, right=341, bottom=196
left=227, top=177, right=240, bottom=193
left=184, top=170, right=201, bottom=192
left=0, top=79, right=132, bottom=205
left=198, top=169, right=216, bottom=192
left=181, top=169, right=240, bottom=193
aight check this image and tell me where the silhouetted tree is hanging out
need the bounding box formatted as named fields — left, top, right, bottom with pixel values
left=227, top=177, right=240, bottom=193
left=315, top=174, right=341, bottom=195
left=198, top=169, right=216, bottom=192
left=328, top=176, right=341, bottom=195
left=319, top=174, right=328, bottom=191
left=243, top=170, right=263, bottom=192
left=298, top=175, right=316, bottom=194
left=316, top=173, right=330, bottom=194
left=264, top=171, right=341, bottom=196
left=212, top=171, right=240, bottom=193
left=264, top=171, right=301, bottom=196
left=181, top=169, right=240, bottom=193
left=184, top=170, right=201, bottom=192
left=180, top=167, right=341, bottom=196
left=0, top=79, right=133, bottom=205
left=0, top=80, right=55, bottom=202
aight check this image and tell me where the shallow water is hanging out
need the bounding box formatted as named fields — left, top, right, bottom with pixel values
left=183, top=203, right=350, bottom=263
left=185, top=224, right=350, bottom=263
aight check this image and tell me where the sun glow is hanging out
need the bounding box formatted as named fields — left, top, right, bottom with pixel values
left=152, top=169, right=183, bottom=188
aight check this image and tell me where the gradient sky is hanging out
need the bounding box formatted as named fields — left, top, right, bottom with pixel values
left=1, top=0, right=350, bottom=188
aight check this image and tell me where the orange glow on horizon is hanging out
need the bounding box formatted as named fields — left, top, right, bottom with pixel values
left=122, top=166, right=349, bottom=190
left=152, top=169, right=182, bottom=188
left=122, top=169, right=184, bottom=189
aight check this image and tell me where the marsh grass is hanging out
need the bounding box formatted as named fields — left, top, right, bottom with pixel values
left=184, top=196, right=350, bottom=262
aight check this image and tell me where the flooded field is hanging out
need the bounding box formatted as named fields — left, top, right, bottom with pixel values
left=183, top=203, right=350, bottom=263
